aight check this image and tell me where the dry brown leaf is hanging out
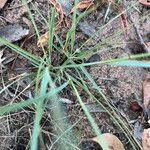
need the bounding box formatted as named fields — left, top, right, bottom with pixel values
left=142, top=128, right=150, bottom=150
left=146, top=42, right=150, bottom=48
left=37, top=0, right=64, bottom=47
left=143, top=75, right=150, bottom=110
left=139, top=0, right=150, bottom=6
left=37, top=32, right=49, bottom=47
left=71, top=0, right=95, bottom=13
left=92, top=133, right=125, bottom=150
left=0, top=0, right=7, bottom=9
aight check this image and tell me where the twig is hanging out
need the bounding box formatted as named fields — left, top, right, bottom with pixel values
left=123, top=0, right=150, bottom=53
left=6, top=0, right=32, bottom=10
left=129, top=14, right=150, bottom=53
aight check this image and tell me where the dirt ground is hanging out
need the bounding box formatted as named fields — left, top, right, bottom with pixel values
left=0, top=0, right=150, bottom=149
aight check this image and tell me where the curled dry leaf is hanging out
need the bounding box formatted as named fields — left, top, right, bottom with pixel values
left=37, top=32, right=49, bottom=47
left=71, top=0, right=95, bottom=13
left=143, top=75, right=150, bottom=111
left=50, top=0, right=64, bottom=29
left=0, top=0, right=7, bottom=9
left=92, top=133, right=125, bottom=150
left=142, top=128, right=150, bottom=150
left=139, top=0, right=150, bottom=6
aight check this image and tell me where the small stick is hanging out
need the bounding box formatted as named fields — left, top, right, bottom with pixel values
left=123, top=0, right=150, bottom=52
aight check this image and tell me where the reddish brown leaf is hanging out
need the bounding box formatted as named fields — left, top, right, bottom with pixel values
left=146, top=42, right=150, bottom=48
left=130, top=101, right=142, bottom=112
left=139, top=0, right=150, bottom=6
left=0, top=0, right=7, bottom=9
left=143, top=75, right=150, bottom=110
left=71, top=0, right=95, bottom=13
left=142, top=128, right=150, bottom=150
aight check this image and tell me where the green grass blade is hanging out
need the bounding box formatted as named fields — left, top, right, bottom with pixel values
left=112, top=60, right=150, bottom=67
left=0, top=37, right=41, bottom=66
left=69, top=77, right=109, bottom=150
left=49, top=118, right=81, bottom=150
left=54, top=52, right=150, bottom=69
left=30, top=68, right=50, bottom=150
left=80, top=66, right=139, bottom=149
left=48, top=7, right=56, bottom=59
left=0, top=81, right=69, bottom=115
left=22, top=0, right=40, bottom=38
left=64, top=0, right=78, bottom=53
left=48, top=75, right=77, bottom=149
left=79, top=1, right=138, bottom=49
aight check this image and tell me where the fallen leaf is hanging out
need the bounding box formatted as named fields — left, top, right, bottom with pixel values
left=71, top=0, right=95, bottom=13
left=0, top=24, right=29, bottom=47
left=37, top=32, right=49, bottom=47
left=143, top=75, right=150, bottom=111
left=146, top=42, right=150, bottom=48
left=130, top=101, right=142, bottom=112
left=92, top=133, right=125, bottom=150
left=139, top=0, right=150, bottom=6
left=142, top=128, right=150, bottom=150
left=0, top=0, right=7, bottom=9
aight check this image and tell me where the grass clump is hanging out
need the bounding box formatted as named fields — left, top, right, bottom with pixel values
left=0, top=0, right=149, bottom=149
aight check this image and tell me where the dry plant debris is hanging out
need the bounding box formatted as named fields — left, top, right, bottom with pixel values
left=142, top=128, right=150, bottom=150
left=0, top=0, right=7, bottom=9
left=130, top=101, right=142, bottom=112
left=37, top=0, right=64, bottom=47
left=37, top=32, right=49, bottom=48
left=50, top=0, right=64, bottom=29
left=146, top=42, right=150, bottom=48
left=92, top=133, right=125, bottom=150
left=71, top=0, right=95, bottom=13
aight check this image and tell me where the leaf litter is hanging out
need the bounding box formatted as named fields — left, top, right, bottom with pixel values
left=70, top=0, right=95, bottom=13
left=37, top=0, right=99, bottom=47
left=92, top=133, right=125, bottom=150
left=0, top=24, right=29, bottom=47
